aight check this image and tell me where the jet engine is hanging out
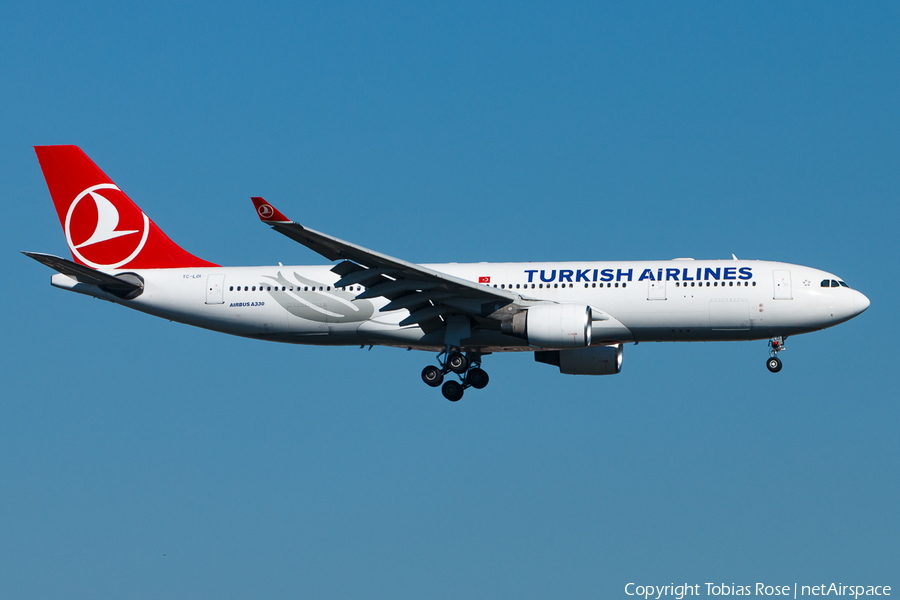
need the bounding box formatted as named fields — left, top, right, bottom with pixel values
left=501, top=302, right=591, bottom=348
left=534, top=344, right=623, bottom=375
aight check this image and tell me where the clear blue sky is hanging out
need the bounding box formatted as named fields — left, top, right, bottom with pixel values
left=2, top=2, right=897, bottom=598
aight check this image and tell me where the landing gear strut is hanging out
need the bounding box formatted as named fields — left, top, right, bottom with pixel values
left=766, top=336, right=786, bottom=373
left=423, top=348, right=490, bottom=401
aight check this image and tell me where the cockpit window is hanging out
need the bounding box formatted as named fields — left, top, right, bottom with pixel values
left=822, top=279, right=851, bottom=288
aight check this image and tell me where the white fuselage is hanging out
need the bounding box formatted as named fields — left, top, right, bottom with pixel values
left=51, top=259, right=868, bottom=352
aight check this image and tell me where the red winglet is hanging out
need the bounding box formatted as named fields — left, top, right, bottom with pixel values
left=251, top=197, right=292, bottom=223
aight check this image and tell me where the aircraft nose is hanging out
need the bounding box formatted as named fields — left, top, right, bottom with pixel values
left=854, top=290, right=870, bottom=316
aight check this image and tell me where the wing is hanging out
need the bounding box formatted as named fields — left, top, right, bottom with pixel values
left=250, top=198, right=520, bottom=335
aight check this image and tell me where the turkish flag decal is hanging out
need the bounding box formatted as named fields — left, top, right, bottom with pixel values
left=479, top=276, right=490, bottom=283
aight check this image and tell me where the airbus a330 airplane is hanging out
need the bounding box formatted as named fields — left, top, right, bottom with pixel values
left=26, top=146, right=870, bottom=401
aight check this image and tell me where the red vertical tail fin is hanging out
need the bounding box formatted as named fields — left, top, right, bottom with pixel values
left=34, top=145, right=218, bottom=269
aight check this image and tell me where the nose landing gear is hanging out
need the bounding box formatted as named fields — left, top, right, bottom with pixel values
left=766, top=336, right=786, bottom=373
left=423, top=348, right=490, bottom=401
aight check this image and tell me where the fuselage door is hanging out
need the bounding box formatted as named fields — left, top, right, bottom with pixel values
left=773, top=270, right=792, bottom=299
left=206, top=274, right=225, bottom=304
left=647, top=279, right=666, bottom=300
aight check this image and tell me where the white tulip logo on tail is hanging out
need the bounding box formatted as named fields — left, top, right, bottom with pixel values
left=257, top=203, right=274, bottom=219
left=65, top=184, right=150, bottom=269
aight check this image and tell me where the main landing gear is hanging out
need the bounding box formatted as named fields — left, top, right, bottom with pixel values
left=766, top=336, right=786, bottom=373
left=421, top=349, right=490, bottom=402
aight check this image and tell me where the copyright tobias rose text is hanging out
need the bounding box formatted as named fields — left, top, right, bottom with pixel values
left=625, top=583, right=891, bottom=599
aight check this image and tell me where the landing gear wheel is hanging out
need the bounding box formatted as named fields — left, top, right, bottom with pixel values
left=421, top=365, right=444, bottom=387
left=466, top=367, right=489, bottom=389
left=442, top=380, right=464, bottom=402
left=766, top=357, right=783, bottom=373
left=447, top=352, right=469, bottom=374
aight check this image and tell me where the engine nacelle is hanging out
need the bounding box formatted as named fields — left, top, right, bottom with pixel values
left=534, top=344, right=623, bottom=375
left=503, top=302, right=591, bottom=348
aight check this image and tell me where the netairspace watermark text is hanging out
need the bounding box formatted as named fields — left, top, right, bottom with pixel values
left=625, top=583, right=891, bottom=600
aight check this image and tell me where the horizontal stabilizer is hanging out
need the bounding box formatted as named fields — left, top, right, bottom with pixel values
left=23, top=251, right=144, bottom=299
